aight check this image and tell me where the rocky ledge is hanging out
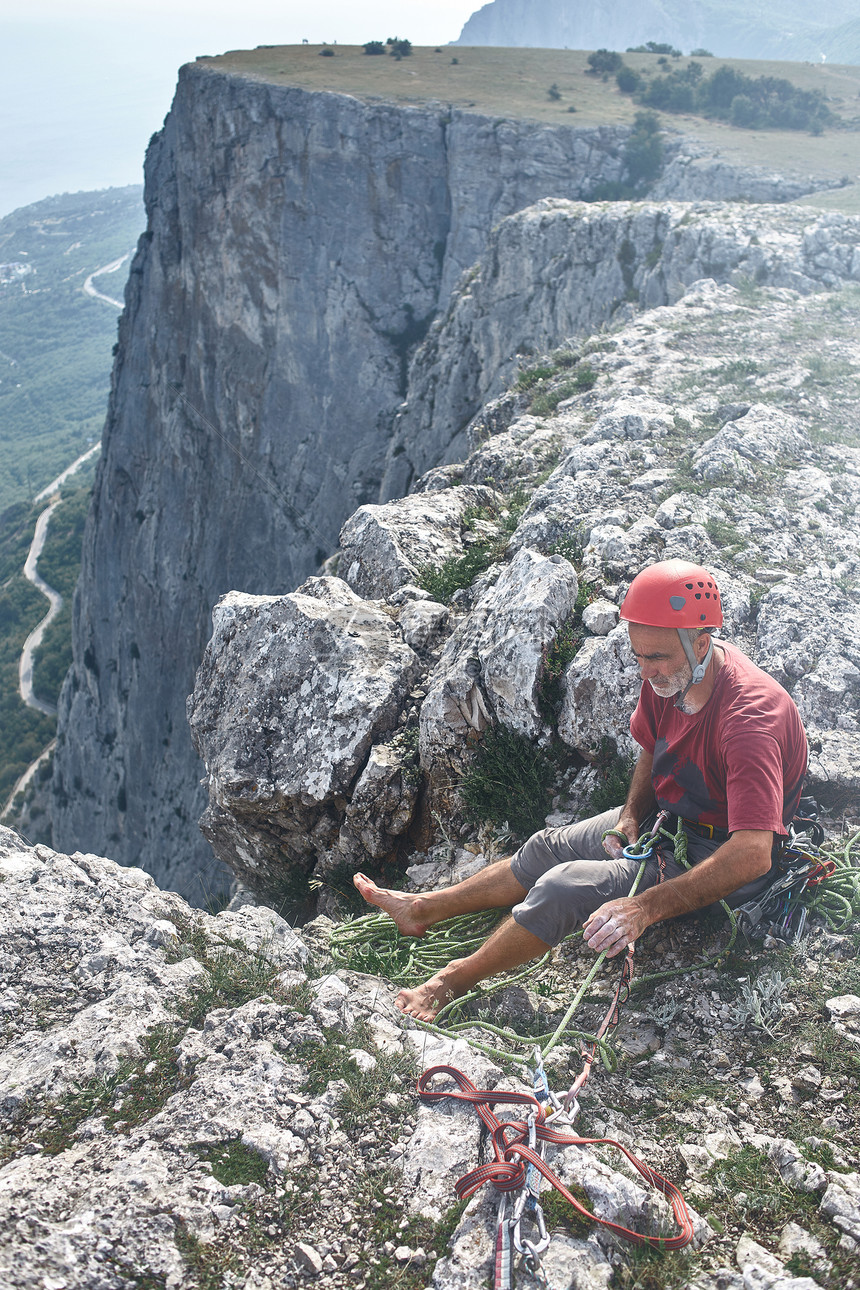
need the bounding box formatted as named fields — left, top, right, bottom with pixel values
left=1, top=826, right=858, bottom=1289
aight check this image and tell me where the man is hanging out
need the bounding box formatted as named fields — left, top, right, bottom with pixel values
left=354, top=560, right=808, bottom=1021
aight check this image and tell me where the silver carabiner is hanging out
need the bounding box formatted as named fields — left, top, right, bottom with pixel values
left=511, top=1187, right=529, bottom=1225
left=513, top=1203, right=550, bottom=1257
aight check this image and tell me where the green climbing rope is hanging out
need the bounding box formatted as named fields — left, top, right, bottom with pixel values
left=329, top=819, right=859, bottom=1073
left=806, top=827, right=860, bottom=931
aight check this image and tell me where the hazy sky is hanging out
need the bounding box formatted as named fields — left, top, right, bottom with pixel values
left=1, top=1, right=483, bottom=217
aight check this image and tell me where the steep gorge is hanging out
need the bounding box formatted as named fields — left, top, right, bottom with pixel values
left=50, top=58, right=846, bottom=900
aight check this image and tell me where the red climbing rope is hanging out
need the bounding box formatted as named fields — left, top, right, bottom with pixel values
left=417, top=1064, right=696, bottom=1251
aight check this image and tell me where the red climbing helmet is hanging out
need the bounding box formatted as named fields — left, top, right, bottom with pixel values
left=620, top=560, right=723, bottom=629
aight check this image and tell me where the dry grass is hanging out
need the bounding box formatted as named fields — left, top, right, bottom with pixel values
left=197, top=44, right=860, bottom=185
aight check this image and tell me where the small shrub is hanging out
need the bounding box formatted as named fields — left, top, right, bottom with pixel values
left=545, top=527, right=587, bottom=567
left=530, top=380, right=578, bottom=417
left=460, top=726, right=556, bottom=839
left=417, top=544, right=498, bottom=604
left=728, top=968, right=788, bottom=1035
left=387, top=37, right=412, bottom=57
left=548, top=83, right=562, bottom=101
left=691, top=48, right=714, bottom=57
left=616, top=65, right=642, bottom=94
left=573, top=362, right=598, bottom=391
left=319, top=47, right=335, bottom=57
left=589, top=737, right=636, bottom=814
left=538, top=620, right=583, bottom=720
left=537, top=582, right=597, bottom=721
left=516, top=364, right=556, bottom=390
left=587, top=49, right=623, bottom=74
left=363, top=41, right=385, bottom=55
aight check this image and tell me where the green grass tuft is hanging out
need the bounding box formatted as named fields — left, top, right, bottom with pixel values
left=460, top=724, right=556, bottom=839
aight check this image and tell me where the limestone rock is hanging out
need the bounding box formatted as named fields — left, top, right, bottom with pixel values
left=692, top=405, right=812, bottom=484
left=826, top=994, right=860, bottom=1046
left=419, top=548, right=579, bottom=787
left=819, top=1171, right=860, bottom=1247
left=558, top=624, right=641, bottom=760
left=384, top=201, right=860, bottom=493
left=399, top=599, right=449, bottom=651
left=582, top=598, right=619, bottom=636
left=188, top=578, right=419, bottom=903
left=735, top=1235, right=824, bottom=1289
left=339, top=486, right=501, bottom=600
left=334, top=736, right=420, bottom=866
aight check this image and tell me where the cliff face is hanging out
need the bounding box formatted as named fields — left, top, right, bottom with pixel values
left=49, top=58, right=851, bottom=900
left=50, top=66, right=671, bottom=899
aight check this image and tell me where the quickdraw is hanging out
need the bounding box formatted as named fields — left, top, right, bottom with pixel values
left=732, top=799, right=835, bottom=940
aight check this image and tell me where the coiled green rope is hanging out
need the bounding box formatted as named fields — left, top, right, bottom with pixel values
left=807, top=827, right=860, bottom=931
left=329, top=820, right=859, bottom=1072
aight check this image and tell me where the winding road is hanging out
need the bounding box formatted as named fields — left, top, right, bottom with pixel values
left=83, top=254, right=128, bottom=309
left=1, top=253, right=125, bottom=823
left=19, top=500, right=63, bottom=716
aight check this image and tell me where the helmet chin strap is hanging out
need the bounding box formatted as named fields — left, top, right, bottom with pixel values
left=674, top=630, right=714, bottom=710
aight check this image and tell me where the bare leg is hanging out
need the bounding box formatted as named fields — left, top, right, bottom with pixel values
left=395, top=916, right=550, bottom=1021
left=353, top=858, right=527, bottom=937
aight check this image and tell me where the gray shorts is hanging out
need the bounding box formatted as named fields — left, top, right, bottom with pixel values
left=509, top=807, right=772, bottom=946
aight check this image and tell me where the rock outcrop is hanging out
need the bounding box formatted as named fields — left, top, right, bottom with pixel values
left=383, top=201, right=860, bottom=495
left=51, top=56, right=849, bottom=902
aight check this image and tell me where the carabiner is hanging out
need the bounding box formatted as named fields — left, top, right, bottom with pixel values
left=512, top=1203, right=550, bottom=1257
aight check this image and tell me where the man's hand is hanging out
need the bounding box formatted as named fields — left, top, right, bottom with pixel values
left=602, top=815, right=639, bottom=859
left=583, top=897, right=650, bottom=957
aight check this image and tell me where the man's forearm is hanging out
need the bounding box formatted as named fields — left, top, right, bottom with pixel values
left=634, top=830, right=773, bottom=922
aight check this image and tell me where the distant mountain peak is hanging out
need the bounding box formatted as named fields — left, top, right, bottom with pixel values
left=456, top=0, right=860, bottom=63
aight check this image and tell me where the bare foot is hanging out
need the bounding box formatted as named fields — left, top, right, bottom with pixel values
left=396, top=961, right=468, bottom=1021
left=353, top=873, right=430, bottom=937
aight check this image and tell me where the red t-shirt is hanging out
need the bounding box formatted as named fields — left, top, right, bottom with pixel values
left=629, top=641, right=807, bottom=836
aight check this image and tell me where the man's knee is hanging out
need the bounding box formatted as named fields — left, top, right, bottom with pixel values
left=511, top=807, right=623, bottom=890
left=512, top=856, right=635, bottom=946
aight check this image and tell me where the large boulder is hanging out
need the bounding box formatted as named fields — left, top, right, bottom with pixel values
left=188, top=578, right=420, bottom=903
left=419, top=549, right=580, bottom=803
left=558, top=624, right=641, bottom=760
left=339, top=485, right=502, bottom=600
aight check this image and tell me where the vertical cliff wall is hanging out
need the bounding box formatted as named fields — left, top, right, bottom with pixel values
left=51, top=64, right=650, bottom=899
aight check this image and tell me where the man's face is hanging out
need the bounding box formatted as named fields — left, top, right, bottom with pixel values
left=627, top=623, right=694, bottom=699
